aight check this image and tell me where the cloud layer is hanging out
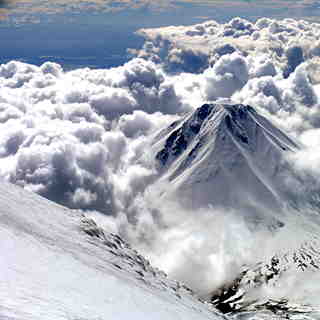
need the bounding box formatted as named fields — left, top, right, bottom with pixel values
left=0, top=58, right=185, bottom=214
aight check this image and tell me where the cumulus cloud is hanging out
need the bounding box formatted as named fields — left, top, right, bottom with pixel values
left=233, top=62, right=319, bottom=135
left=204, top=52, right=249, bottom=99
left=134, top=17, right=320, bottom=78
left=0, top=58, right=187, bottom=214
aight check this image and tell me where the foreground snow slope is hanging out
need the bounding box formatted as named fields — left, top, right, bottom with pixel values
left=0, top=179, right=225, bottom=320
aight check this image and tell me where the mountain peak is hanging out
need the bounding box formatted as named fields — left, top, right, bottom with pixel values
left=189, top=102, right=255, bottom=125
left=155, top=103, right=246, bottom=166
left=152, top=102, right=299, bottom=215
left=155, top=102, right=296, bottom=168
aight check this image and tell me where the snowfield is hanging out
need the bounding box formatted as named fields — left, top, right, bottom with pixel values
left=0, top=179, right=225, bottom=320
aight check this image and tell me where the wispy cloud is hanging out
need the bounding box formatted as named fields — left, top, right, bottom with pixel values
left=0, top=0, right=175, bottom=24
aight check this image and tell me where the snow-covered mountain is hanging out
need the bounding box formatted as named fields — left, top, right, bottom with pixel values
left=150, top=102, right=320, bottom=317
left=152, top=102, right=300, bottom=226
left=0, top=179, right=226, bottom=320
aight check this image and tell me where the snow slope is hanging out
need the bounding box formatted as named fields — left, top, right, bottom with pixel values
left=0, top=179, right=226, bottom=320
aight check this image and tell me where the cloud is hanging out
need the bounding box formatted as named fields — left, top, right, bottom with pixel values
left=0, top=0, right=175, bottom=24
left=204, top=52, right=249, bottom=99
left=134, top=17, right=320, bottom=79
left=233, top=62, right=319, bottom=135
left=0, top=59, right=186, bottom=214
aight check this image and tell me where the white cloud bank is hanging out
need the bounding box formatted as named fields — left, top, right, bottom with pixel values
left=2, top=17, right=320, bottom=304
left=0, top=58, right=186, bottom=214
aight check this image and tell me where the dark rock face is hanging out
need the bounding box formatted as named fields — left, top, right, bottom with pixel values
left=195, top=103, right=213, bottom=121
left=156, top=127, right=189, bottom=165
left=156, top=103, right=215, bottom=166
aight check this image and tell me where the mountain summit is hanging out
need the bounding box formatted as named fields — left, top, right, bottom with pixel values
left=152, top=103, right=299, bottom=223
left=151, top=103, right=320, bottom=315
